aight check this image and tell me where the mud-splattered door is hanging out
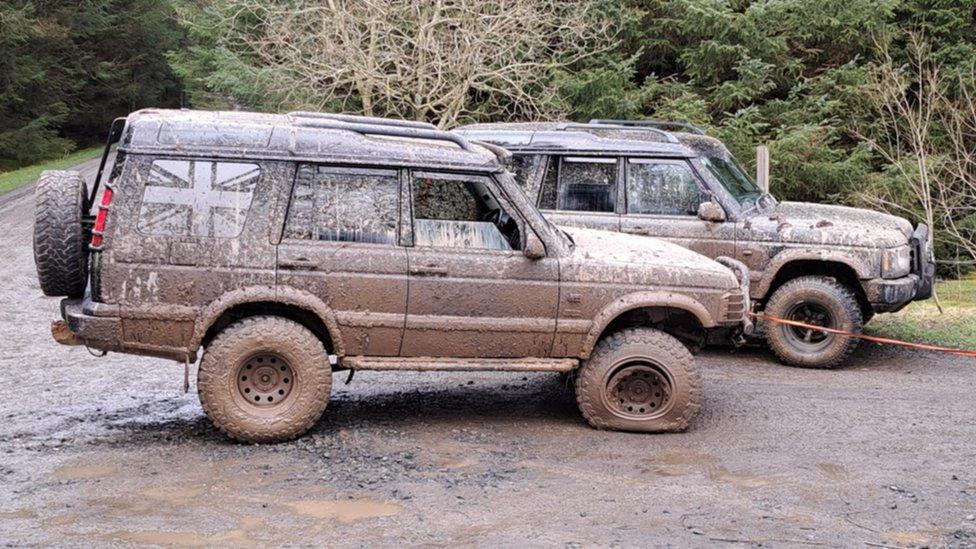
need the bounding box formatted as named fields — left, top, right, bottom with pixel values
left=617, top=158, right=736, bottom=258
left=401, top=171, right=559, bottom=358
left=277, top=164, right=407, bottom=356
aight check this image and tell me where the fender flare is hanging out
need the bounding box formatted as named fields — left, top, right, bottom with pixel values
left=190, top=285, right=345, bottom=355
left=755, top=249, right=872, bottom=299
left=580, top=291, right=715, bottom=358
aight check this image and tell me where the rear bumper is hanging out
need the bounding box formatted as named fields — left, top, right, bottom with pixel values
left=58, top=298, right=122, bottom=348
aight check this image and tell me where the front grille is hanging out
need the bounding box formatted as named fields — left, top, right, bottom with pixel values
left=722, top=290, right=747, bottom=323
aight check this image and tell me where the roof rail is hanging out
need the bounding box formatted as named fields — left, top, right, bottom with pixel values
left=288, top=111, right=436, bottom=130
left=555, top=121, right=680, bottom=144
left=589, top=119, right=706, bottom=135
left=289, top=116, right=477, bottom=152
left=469, top=140, right=512, bottom=166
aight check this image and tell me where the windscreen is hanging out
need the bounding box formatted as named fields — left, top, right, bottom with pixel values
left=699, top=154, right=761, bottom=206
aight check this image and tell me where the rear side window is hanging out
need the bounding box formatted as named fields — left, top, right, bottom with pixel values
left=557, top=157, right=617, bottom=212
left=538, top=156, right=558, bottom=210
left=138, top=159, right=259, bottom=237
left=626, top=160, right=702, bottom=215
left=509, top=154, right=545, bottom=202
left=284, top=165, right=399, bottom=244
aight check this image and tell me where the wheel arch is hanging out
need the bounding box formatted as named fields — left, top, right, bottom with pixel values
left=191, top=286, right=345, bottom=356
left=580, top=292, right=714, bottom=358
left=757, top=252, right=871, bottom=310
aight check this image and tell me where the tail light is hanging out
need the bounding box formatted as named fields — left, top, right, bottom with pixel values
left=90, top=186, right=114, bottom=249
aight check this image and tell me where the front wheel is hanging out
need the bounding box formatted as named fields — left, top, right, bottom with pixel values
left=764, top=276, right=863, bottom=369
left=574, top=328, right=700, bottom=433
left=198, top=316, right=332, bottom=443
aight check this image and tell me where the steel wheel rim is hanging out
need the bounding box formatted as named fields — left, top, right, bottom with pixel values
left=605, top=361, right=673, bottom=419
left=784, top=301, right=835, bottom=351
left=236, top=353, right=294, bottom=407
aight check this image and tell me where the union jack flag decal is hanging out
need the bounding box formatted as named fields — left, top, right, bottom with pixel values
left=138, top=160, right=259, bottom=237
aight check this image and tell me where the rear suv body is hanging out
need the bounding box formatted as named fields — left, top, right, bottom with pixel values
left=35, top=110, right=750, bottom=441
left=456, top=121, right=936, bottom=369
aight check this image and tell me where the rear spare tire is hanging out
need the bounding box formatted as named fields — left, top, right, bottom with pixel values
left=33, top=170, right=89, bottom=297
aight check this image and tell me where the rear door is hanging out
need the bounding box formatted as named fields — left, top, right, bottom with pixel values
left=536, top=156, right=621, bottom=232
left=401, top=170, right=559, bottom=358
left=618, top=158, right=736, bottom=259
left=276, top=164, right=408, bottom=356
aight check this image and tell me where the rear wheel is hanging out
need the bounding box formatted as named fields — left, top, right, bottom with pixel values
left=198, top=316, right=332, bottom=443
left=575, top=328, right=700, bottom=433
left=764, top=276, right=863, bottom=369
left=33, top=170, right=89, bottom=297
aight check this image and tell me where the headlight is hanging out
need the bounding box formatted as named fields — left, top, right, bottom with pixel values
left=882, top=245, right=912, bottom=278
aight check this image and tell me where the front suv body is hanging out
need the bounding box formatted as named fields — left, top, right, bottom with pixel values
left=456, top=121, right=935, bottom=368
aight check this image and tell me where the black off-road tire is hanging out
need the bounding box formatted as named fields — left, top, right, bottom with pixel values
left=575, top=328, right=700, bottom=433
left=198, top=316, right=332, bottom=443
left=33, top=170, right=89, bottom=297
left=764, top=276, right=863, bottom=369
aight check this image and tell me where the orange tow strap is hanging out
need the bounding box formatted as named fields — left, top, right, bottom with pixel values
left=750, top=312, right=976, bottom=358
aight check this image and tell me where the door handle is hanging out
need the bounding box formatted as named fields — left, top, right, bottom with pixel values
left=280, top=258, right=318, bottom=271
left=625, top=227, right=650, bottom=235
left=410, top=265, right=449, bottom=276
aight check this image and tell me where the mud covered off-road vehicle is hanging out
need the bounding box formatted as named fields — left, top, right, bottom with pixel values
left=457, top=120, right=936, bottom=369
left=34, top=109, right=751, bottom=442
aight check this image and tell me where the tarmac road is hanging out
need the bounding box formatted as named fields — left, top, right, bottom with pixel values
left=1, top=160, right=975, bottom=547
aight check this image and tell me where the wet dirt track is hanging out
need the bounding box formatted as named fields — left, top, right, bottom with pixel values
left=1, top=163, right=975, bottom=548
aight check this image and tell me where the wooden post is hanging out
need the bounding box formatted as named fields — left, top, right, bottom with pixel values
left=756, top=145, right=770, bottom=192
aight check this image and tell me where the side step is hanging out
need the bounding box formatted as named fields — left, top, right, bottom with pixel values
left=342, top=356, right=578, bottom=373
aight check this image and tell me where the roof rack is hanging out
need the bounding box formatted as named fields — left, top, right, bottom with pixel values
left=554, top=121, right=680, bottom=144
left=288, top=113, right=476, bottom=152
left=589, top=119, right=706, bottom=135
left=288, top=111, right=437, bottom=130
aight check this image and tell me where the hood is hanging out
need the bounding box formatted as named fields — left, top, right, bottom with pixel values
left=748, top=202, right=913, bottom=248
left=562, top=227, right=739, bottom=290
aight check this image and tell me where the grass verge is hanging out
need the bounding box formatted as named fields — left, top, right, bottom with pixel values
left=0, top=147, right=102, bottom=196
left=868, top=276, right=976, bottom=349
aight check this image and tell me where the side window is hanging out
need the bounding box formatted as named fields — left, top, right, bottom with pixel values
left=411, top=173, right=521, bottom=251
left=538, top=156, right=558, bottom=210
left=510, top=154, right=544, bottom=202
left=626, top=160, right=703, bottom=216
left=138, top=159, right=258, bottom=237
left=557, top=157, right=617, bottom=212
left=284, top=164, right=398, bottom=244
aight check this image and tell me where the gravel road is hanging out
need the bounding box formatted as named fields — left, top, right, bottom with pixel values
left=1, top=161, right=975, bottom=547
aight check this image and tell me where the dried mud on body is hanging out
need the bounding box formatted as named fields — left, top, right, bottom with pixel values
left=2, top=169, right=976, bottom=546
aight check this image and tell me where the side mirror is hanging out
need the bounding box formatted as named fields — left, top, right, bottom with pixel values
left=524, top=232, right=546, bottom=259
left=698, top=201, right=726, bottom=222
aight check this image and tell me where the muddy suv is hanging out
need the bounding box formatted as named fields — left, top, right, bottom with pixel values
left=33, top=109, right=750, bottom=442
left=457, top=120, right=936, bottom=369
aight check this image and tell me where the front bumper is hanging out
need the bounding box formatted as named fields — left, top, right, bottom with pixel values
left=909, top=224, right=936, bottom=301
left=863, top=275, right=920, bottom=313
left=866, top=223, right=937, bottom=313
left=715, top=256, right=753, bottom=335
